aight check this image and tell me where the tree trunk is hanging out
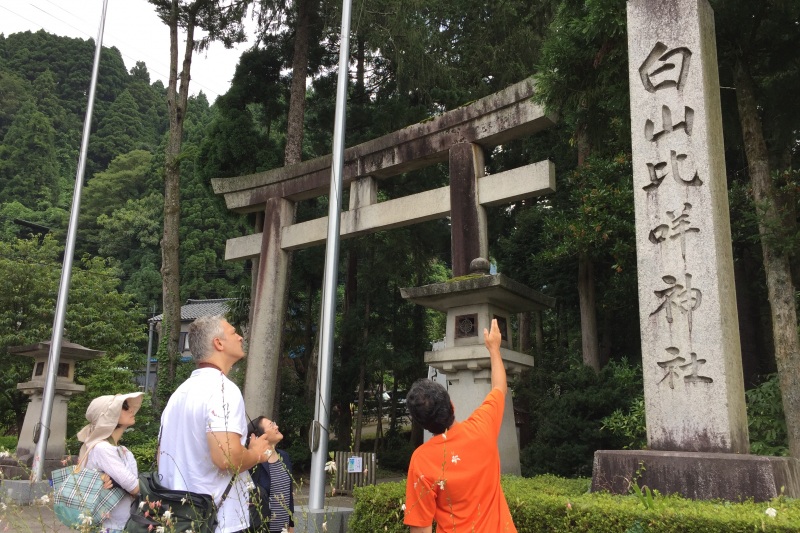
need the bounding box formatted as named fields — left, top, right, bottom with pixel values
left=283, top=0, right=311, bottom=166
left=575, top=127, right=601, bottom=370
left=534, top=310, right=544, bottom=354
left=735, top=58, right=800, bottom=458
left=354, top=364, right=365, bottom=453
left=337, top=247, right=358, bottom=451
left=160, top=1, right=196, bottom=391
left=276, top=0, right=312, bottom=422
left=518, top=312, right=531, bottom=352
left=578, top=252, right=601, bottom=371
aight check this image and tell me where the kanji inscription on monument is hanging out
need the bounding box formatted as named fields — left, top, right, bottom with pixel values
left=628, top=0, right=748, bottom=453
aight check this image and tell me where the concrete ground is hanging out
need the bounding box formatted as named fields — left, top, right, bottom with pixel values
left=6, top=474, right=404, bottom=532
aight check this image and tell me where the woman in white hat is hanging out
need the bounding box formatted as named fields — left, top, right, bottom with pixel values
left=77, top=392, right=144, bottom=533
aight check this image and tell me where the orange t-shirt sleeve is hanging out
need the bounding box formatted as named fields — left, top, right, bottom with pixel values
left=468, top=388, right=505, bottom=438
left=404, top=458, right=437, bottom=527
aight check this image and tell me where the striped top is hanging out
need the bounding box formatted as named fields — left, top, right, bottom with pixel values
left=267, top=460, right=293, bottom=532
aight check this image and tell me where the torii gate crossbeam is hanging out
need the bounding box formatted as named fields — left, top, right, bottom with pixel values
left=211, top=77, right=558, bottom=431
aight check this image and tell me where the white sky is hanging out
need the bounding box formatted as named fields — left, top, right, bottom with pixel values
left=0, top=0, right=257, bottom=102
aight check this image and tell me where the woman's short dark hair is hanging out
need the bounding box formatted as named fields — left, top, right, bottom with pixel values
left=245, top=416, right=266, bottom=447
left=406, top=379, right=454, bottom=435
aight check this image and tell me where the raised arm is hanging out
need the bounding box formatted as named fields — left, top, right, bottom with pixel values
left=483, top=318, right=507, bottom=395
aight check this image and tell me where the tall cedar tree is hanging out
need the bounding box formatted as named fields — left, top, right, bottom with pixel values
left=532, top=0, right=630, bottom=371
left=712, top=0, right=800, bottom=457
left=148, top=0, right=249, bottom=391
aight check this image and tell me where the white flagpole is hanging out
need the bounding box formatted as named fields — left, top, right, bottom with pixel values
left=308, top=0, right=353, bottom=510
left=30, top=0, right=109, bottom=481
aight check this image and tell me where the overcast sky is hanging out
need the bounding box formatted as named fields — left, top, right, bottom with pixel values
left=0, top=0, right=257, bottom=102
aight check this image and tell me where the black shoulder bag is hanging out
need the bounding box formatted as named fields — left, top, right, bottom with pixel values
left=125, top=471, right=236, bottom=533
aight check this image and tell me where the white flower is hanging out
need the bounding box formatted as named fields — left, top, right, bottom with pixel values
left=436, top=479, right=446, bottom=490
left=765, top=507, right=777, bottom=518
left=139, top=501, right=147, bottom=510
left=451, top=454, right=460, bottom=464
left=155, top=527, right=165, bottom=533
left=0, top=451, right=10, bottom=458
left=324, top=460, right=337, bottom=474
left=322, top=521, right=328, bottom=532
left=38, top=494, right=50, bottom=504
left=401, top=503, right=406, bottom=512
left=163, top=509, right=173, bottom=520
left=181, top=497, right=187, bottom=504
left=1, top=502, right=7, bottom=510
left=246, top=481, right=255, bottom=492
left=281, top=527, right=289, bottom=533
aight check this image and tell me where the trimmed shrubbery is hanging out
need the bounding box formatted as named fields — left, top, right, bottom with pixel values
left=350, top=475, right=800, bottom=532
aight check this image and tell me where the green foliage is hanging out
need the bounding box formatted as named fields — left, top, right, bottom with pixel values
left=374, top=432, right=414, bottom=473
left=0, top=100, right=59, bottom=207
left=630, top=481, right=662, bottom=511
left=277, top=366, right=314, bottom=471
left=350, top=480, right=406, bottom=533
left=747, top=374, right=789, bottom=456
left=351, top=476, right=800, bottom=532
left=0, top=436, right=18, bottom=450
left=601, top=395, right=647, bottom=450
left=0, top=235, right=145, bottom=436
left=128, top=438, right=160, bottom=473
left=517, top=358, right=643, bottom=477
left=533, top=0, right=630, bottom=152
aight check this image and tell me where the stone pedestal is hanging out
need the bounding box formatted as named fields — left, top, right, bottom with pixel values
left=592, top=450, right=800, bottom=501
left=0, top=480, right=52, bottom=505
left=401, top=270, right=554, bottom=475
left=293, top=506, right=354, bottom=533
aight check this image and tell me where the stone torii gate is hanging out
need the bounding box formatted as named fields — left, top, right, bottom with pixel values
left=211, top=78, right=557, bottom=419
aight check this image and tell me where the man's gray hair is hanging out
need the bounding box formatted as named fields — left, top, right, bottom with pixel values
left=188, top=314, right=226, bottom=362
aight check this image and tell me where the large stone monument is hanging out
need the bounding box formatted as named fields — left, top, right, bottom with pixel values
left=401, top=260, right=555, bottom=475
left=591, top=0, right=800, bottom=501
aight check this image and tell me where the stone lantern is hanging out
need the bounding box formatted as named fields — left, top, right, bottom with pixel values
left=400, top=258, right=554, bottom=475
left=11, top=339, right=104, bottom=466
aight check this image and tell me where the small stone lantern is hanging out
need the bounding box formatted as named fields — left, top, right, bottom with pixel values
left=11, top=339, right=104, bottom=464
left=400, top=258, right=555, bottom=475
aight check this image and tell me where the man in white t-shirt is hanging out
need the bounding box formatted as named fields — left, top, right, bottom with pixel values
left=159, top=315, right=271, bottom=533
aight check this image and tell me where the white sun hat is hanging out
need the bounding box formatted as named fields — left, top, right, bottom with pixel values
left=76, top=392, right=144, bottom=459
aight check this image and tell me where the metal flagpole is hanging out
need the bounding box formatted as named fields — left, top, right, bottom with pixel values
left=30, top=0, right=110, bottom=482
left=308, top=0, right=353, bottom=510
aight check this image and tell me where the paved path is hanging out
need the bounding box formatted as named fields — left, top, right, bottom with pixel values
left=7, top=476, right=403, bottom=532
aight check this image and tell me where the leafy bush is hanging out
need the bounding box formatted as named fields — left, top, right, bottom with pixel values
left=517, top=357, right=643, bottom=477
left=599, top=373, right=791, bottom=457
left=747, top=373, right=789, bottom=456
left=128, top=438, right=159, bottom=472
left=350, top=476, right=800, bottom=532
left=0, top=435, right=17, bottom=451
left=601, top=395, right=646, bottom=450
left=375, top=433, right=414, bottom=473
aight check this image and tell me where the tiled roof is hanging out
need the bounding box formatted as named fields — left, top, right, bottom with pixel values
left=149, top=298, right=235, bottom=323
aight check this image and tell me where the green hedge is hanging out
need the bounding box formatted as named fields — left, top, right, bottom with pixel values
left=350, top=475, right=800, bottom=532
left=0, top=435, right=17, bottom=451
